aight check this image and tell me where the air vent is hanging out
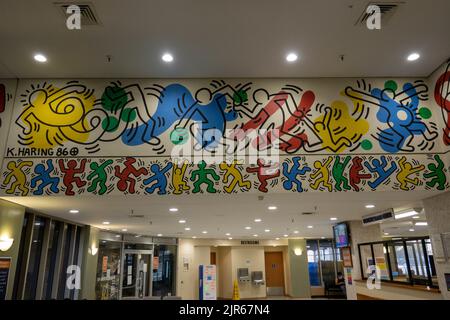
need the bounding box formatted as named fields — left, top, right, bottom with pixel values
left=54, top=2, right=101, bottom=26
left=362, top=209, right=394, bottom=226
left=301, top=212, right=315, bottom=216
left=355, top=2, right=403, bottom=26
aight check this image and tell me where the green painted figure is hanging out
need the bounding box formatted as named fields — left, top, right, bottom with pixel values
left=332, top=156, right=351, bottom=191
left=87, top=159, right=114, bottom=195
left=424, top=155, right=446, bottom=190
left=190, top=161, right=220, bottom=193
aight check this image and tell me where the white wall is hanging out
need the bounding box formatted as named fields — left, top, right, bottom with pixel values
left=231, top=247, right=266, bottom=299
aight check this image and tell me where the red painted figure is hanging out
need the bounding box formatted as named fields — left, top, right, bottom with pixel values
left=114, top=157, right=148, bottom=194
left=246, top=159, right=280, bottom=192
left=349, top=156, right=372, bottom=191
left=58, top=159, right=87, bottom=195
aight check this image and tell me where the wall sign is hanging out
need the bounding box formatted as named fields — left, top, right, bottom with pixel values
left=341, top=247, right=353, bottom=267
left=0, top=257, right=12, bottom=300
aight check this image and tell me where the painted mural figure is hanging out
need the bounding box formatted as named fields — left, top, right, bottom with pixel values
left=172, top=161, right=190, bottom=195
left=16, top=82, right=96, bottom=148
left=395, top=157, right=425, bottom=191
left=30, top=159, right=60, bottom=195
left=114, top=157, right=148, bottom=194
left=219, top=160, right=251, bottom=194
left=246, top=159, right=280, bottom=193
left=59, top=159, right=87, bottom=196
left=302, top=106, right=353, bottom=153
left=237, top=88, right=314, bottom=153
left=3, top=161, right=33, bottom=195
left=434, top=62, right=450, bottom=145
left=346, top=81, right=438, bottom=152
left=423, top=155, right=446, bottom=190
left=282, top=157, right=311, bottom=192
left=310, top=156, right=333, bottom=191
left=190, top=161, right=220, bottom=193
left=364, top=156, right=398, bottom=189
left=122, top=83, right=242, bottom=150
left=87, top=160, right=114, bottom=195
left=143, top=163, right=173, bottom=195
left=332, top=156, right=352, bottom=191
left=349, top=156, right=372, bottom=191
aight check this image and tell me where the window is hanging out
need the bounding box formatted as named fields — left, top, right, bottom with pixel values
left=12, top=212, right=85, bottom=300
left=152, top=244, right=177, bottom=296
left=307, top=240, right=320, bottom=286
left=358, top=237, right=437, bottom=288
left=307, top=239, right=342, bottom=289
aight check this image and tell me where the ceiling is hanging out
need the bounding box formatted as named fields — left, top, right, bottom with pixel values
left=0, top=0, right=449, bottom=78
left=1, top=190, right=439, bottom=240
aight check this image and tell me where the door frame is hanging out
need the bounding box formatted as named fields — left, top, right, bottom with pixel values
left=119, top=247, right=153, bottom=300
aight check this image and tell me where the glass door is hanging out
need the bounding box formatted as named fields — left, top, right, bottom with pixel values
left=120, top=250, right=152, bottom=299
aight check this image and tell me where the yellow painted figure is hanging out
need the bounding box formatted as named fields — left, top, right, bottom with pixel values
left=310, top=156, right=333, bottom=191
left=307, top=92, right=369, bottom=153
left=3, top=161, right=33, bottom=195
left=396, top=156, right=425, bottom=191
left=172, top=160, right=190, bottom=194
left=219, top=160, right=251, bottom=193
left=17, top=83, right=95, bottom=148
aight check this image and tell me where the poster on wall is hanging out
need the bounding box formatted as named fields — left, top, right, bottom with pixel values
left=341, top=247, right=353, bottom=267
left=199, top=264, right=217, bottom=300
left=375, top=257, right=389, bottom=280
left=0, top=257, right=12, bottom=300
left=345, top=267, right=353, bottom=285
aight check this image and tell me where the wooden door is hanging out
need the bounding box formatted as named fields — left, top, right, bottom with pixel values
left=210, top=252, right=216, bottom=265
left=264, top=252, right=285, bottom=290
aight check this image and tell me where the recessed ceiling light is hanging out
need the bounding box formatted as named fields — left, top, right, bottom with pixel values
left=254, top=218, right=262, bottom=222
left=69, top=209, right=79, bottom=214
left=178, top=219, right=186, bottom=224
left=169, top=208, right=178, bottom=212
left=192, top=236, right=197, bottom=239
left=321, top=237, right=325, bottom=239
left=102, top=221, right=110, bottom=225
left=253, top=234, right=258, bottom=237
left=283, top=234, right=288, bottom=237
left=409, top=229, right=415, bottom=232
left=184, top=227, right=191, bottom=231
left=412, top=216, right=420, bottom=219
left=157, top=233, right=163, bottom=237
left=162, top=53, right=174, bottom=62
left=286, top=52, right=298, bottom=62
left=294, top=230, right=299, bottom=234
left=307, top=225, right=313, bottom=229
left=115, top=235, right=121, bottom=238
left=228, top=237, right=233, bottom=240
left=415, top=222, right=428, bottom=226
left=384, top=232, right=389, bottom=236
left=245, top=226, right=251, bottom=230
left=275, top=238, right=280, bottom=240
left=225, top=233, right=231, bottom=236
left=135, top=235, right=141, bottom=238
left=365, top=204, right=375, bottom=209
left=268, top=206, right=277, bottom=210
left=101, top=240, right=107, bottom=243
left=34, top=53, right=47, bottom=63
left=202, top=231, right=208, bottom=234
left=407, top=52, right=420, bottom=61
left=121, top=229, right=127, bottom=232
left=265, top=229, right=270, bottom=233
left=330, top=217, right=337, bottom=221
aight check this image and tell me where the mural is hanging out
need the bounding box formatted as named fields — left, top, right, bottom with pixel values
left=0, top=155, right=447, bottom=196
left=0, top=74, right=449, bottom=197
left=0, top=81, right=17, bottom=171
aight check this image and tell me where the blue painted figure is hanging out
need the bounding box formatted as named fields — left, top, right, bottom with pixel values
left=123, top=84, right=239, bottom=149
left=282, top=157, right=311, bottom=192
left=143, top=162, right=173, bottom=195
left=364, top=156, right=398, bottom=189
left=31, top=159, right=60, bottom=195
left=370, top=82, right=437, bottom=153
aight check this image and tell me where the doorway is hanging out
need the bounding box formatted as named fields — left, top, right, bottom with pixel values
left=264, top=252, right=285, bottom=296
left=120, top=249, right=153, bottom=299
